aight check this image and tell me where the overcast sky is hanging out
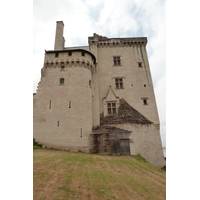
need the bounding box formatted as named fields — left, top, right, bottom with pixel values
left=33, top=0, right=166, bottom=147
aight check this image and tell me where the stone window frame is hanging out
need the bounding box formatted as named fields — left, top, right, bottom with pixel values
left=141, top=97, right=149, bottom=105
left=138, top=62, right=143, bottom=67
left=113, top=56, right=121, bottom=66
left=59, top=78, right=64, bottom=85
left=107, top=101, right=117, bottom=115
left=115, top=77, right=124, bottom=89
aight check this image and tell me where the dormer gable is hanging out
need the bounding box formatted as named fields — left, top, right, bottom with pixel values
left=102, top=86, right=120, bottom=117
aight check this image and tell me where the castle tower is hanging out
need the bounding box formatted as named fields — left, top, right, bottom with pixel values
left=33, top=22, right=95, bottom=152
left=33, top=21, right=165, bottom=167
left=88, top=34, right=165, bottom=167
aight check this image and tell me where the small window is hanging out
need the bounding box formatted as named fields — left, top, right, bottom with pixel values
left=55, top=52, right=59, bottom=57
left=49, top=99, right=51, bottom=109
left=143, top=99, right=148, bottom=105
left=61, top=66, right=65, bottom=70
left=107, top=102, right=116, bottom=115
left=89, top=80, right=91, bottom=88
left=68, top=52, right=72, bottom=56
left=69, top=101, right=71, bottom=108
left=57, top=121, right=59, bottom=126
left=138, top=62, right=142, bottom=67
left=60, top=78, right=64, bottom=84
left=81, top=52, right=85, bottom=56
left=144, top=84, right=146, bottom=87
left=115, top=78, right=123, bottom=89
left=113, top=56, right=121, bottom=66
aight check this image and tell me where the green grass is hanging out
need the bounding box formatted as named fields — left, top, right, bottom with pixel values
left=33, top=138, right=42, bottom=149
left=33, top=148, right=166, bottom=200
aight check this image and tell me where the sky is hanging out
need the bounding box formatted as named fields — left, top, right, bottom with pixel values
left=33, top=0, right=166, bottom=147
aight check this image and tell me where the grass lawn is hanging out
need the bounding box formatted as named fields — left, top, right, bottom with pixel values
left=33, top=148, right=166, bottom=200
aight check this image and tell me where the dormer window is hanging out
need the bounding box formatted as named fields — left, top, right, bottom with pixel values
left=103, top=86, right=119, bottom=117
left=107, top=102, right=116, bottom=115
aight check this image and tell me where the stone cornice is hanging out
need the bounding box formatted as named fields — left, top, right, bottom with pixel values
left=89, top=33, right=147, bottom=47
left=45, top=49, right=96, bottom=64
left=44, top=59, right=95, bottom=73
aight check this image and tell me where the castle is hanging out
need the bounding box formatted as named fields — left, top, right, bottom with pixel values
left=33, top=21, right=165, bottom=167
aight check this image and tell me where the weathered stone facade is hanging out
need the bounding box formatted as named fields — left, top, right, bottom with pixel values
left=33, top=21, right=165, bottom=167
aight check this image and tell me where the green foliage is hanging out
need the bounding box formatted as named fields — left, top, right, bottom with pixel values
left=161, top=165, right=166, bottom=171
left=135, top=154, right=147, bottom=162
left=33, top=138, right=42, bottom=149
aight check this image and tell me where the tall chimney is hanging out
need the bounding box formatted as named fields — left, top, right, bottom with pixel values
left=54, top=21, right=65, bottom=50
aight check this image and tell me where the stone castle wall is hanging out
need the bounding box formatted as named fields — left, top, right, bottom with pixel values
left=33, top=22, right=165, bottom=167
left=33, top=50, right=95, bottom=152
left=88, top=35, right=159, bottom=126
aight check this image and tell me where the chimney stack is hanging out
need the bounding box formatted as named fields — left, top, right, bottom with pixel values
left=54, top=21, right=65, bottom=50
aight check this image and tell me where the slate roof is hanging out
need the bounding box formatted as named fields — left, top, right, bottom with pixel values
left=100, top=98, right=152, bottom=125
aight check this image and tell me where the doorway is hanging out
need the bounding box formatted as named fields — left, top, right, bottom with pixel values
left=120, top=139, right=130, bottom=155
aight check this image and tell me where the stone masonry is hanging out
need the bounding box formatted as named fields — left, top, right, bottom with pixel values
left=33, top=21, right=165, bottom=167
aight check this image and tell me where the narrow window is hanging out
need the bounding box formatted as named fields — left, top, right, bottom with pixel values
left=61, top=66, right=65, bottom=70
left=68, top=52, right=72, bottom=56
left=80, top=128, right=82, bottom=138
left=138, top=62, right=142, bottom=67
left=107, top=102, right=116, bottom=115
left=89, top=80, right=91, bottom=88
left=55, top=52, right=59, bottom=57
left=143, top=99, right=148, bottom=105
left=69, top=101, right=71, bottom=108
left=57, top=121, right=59, bottom=126
left=60, top=78, right=64, bottom=84
left=81, top=52, right=85, bottom=56
left=107, top=103, right=111, bottom=114
left=112, top=103, right=116, bottom=114
left=49, top=99, right=51, bottom=109
left=144, top=84, right=146, bottom=87
left=113, top=56, right=121, bottom=66
left=115, top=78, right=123, bottom=89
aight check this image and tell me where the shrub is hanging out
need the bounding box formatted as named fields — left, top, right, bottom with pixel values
left=33, top=138, right=42, bottom=149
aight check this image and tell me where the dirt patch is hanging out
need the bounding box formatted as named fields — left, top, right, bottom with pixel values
left=33, top=149, right=166, bottom=200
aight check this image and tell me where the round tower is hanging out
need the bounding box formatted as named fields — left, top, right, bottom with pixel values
left=33, top=49, right=96, bottom=152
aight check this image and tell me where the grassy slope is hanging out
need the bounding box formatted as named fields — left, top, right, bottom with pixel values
left=33, top=148, right=166, bottom=200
